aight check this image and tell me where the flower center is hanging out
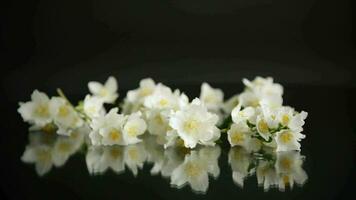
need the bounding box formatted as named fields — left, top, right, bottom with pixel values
left=99, top=88, right=108, bottom=97
left=127, top=126, right=138, bottom=137
left=280, top=132, right=293, bottom=144
left=159, top=99, right=168, bottom=107
left=183, top=120, right=199, bottom=133
left=231, top=132, right=245, bottom=144
left=282, top=114, right=290, bottom=125
left=257, top=119, right=269, bottom=133
left=155, top=115, right=164, bottom=125
left=139, top=88, right=152, bottom=97
left=109, top=129, right=122, bottom=141
left=35, top=104, right=49, bottom=117
left=58, top=105, right=70, bottom=117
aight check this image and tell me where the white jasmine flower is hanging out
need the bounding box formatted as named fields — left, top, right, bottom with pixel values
left=169, top=98, right=220, bottom=148
left=227, top=122, right=261, bottom=152
left=275, top=151, right=308, bottom=191
left=89, top=108, right=147, bottom=146
left=88, top=76, right=118, bottom=103
left=122, top=78, right=157, bottom=114
left=280, top=109, right=308, bottom=133
left=89, top=108, right=127, bottom=146
left=199, top=82, right=224, bottom=112
left=18, top=90, right=52, bottom=127
left=275, top=130, right=305, bottom=151
left=83, top=95, right=105, bottom=118
left=127, top=78, right=157, bottom=104
left=144, top=84, right=180, bottom=110
left=256, top=114, right=272, bottom=141
left=239, top=77, right=283, bottom=108
left=123, top=111, right=147, bottom=144
left=231, top=105, right=257, bottom=124
left=170, top=147, right=220, bottom=193
left=146, top=109, right=171, bottom=140
left=49, top=97, right=83, bottom=136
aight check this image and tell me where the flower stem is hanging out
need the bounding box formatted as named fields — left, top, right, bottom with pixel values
left=57, top=88, right=74, bottom=107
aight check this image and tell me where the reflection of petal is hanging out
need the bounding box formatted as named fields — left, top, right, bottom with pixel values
left=169, top=146, right=221, bottom=193
left=275, top=151, right=308, bottom=191
left=86, top=146, right=106, bottom=174
left=229, top=147, right=252, bottom=187
left=124, top=143, right=147, bottom=176
left=22, top=126, right=88, bottom=176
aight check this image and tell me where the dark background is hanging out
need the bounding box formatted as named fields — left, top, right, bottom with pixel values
left=1, top=0, right=355, bottom=199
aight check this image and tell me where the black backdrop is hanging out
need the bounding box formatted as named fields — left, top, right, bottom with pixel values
left=2, top=0, right=356, bottom=92
left=1, top=0, right=355, bottom=200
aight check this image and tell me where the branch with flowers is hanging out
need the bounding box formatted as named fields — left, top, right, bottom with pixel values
left=18, top=76, right=307, bottom=152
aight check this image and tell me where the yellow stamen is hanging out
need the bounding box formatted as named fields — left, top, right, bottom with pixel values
left=258, top=119, right=269, bottom=133
left=183, top=120, right=199, bottom=133
left=280, top=132, right=293, bottom=143
left=58, top=105, right=70, bottom=117
left=109, top=129, right=122, bottom=141
left=231, top=132, right=245, bottom=144
left=159, top=99, right=168, bottom=107
left=35, top=105, right=49, bottom=117
left=282, top=114, right=290, bottom=125
left=127, top=126, right=138, bottom=137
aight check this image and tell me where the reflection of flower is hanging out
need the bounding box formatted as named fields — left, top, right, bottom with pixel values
left=86, top=143, right=147, bottom=176
left=88, top=76, right=118, bottom=103
left=229, top=147, right=254, bottom=187
left=144, top=135, right=221, bottom=193
left=21, top=126, right=87, bottom=176
left=169, top=98, right=220, bottom=148
left=170, top=146, right=221, bottom=193
left=229, top=146, right=308, bottom=191
left=275, top=151, right=308, bottom=191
